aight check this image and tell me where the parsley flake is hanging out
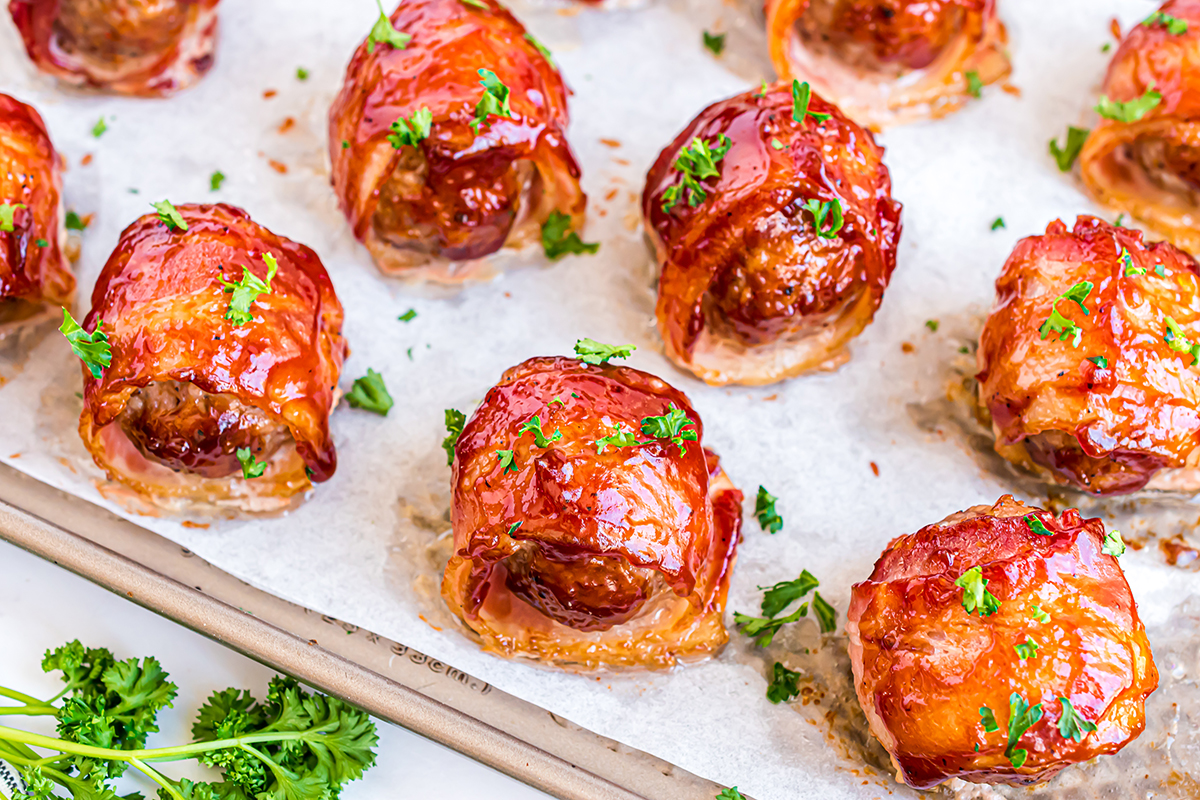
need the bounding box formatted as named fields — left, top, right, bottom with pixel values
left=574, top=338, right=635, bottom=364
left=1049, top=126, right=1090, bottom=171
left=221, top=254, right=277, bottom=326
left=210, top=171, right=226, bottom=191
left=661, top=134, right=731, bottom=213
left=296, top=67, right=310, bottom=81
left=966, top=70, right=983, bottom=98
left=59, top=309, right=111, bottom=379
left=756, top=80, right=769, bottom=98
left=812, top=591, right=837, bottom=633
left=0, top=201, right=24, bottom=232
left=801, top=197, right=844, bottom=239
left=1024, top=514, right=1052, bottom=536
left=1102, top=528, right=1126, bottom=557
left=398, top=308, right=417, bottom=322
left=1115, top=214, right=1126, bottom=227
left=387, top=107, right=433, bottom=149
left=1156, top=263, right=1169, bottom=276
left=1057, top=697, right=1098, bottom=742
left=346, top=368, right=393, bottom=415
left=461, top=0, right=488, bottom=7
left=733, top=606, right=807, bottom=647
left=1144, top=10, right=1188, bottom=35
left=525, top=32, right=553, bottom=62
left=717, top=789, right=745, bottom=800
left=925, top=319, right=939, bottom=332
left=1096, top=86, right=1162, bottom=123
left=1038, top=280, right=1093, bottom=347
left=65, top=210, right=87, bottom=230
left=770, top=137, right=785, bottom=151
left=758, top=571, right=818, bottom=617
left=991, top=217, right=1006, bottom=230
left=471, top=68, right=514, bottom=131
left=35, top=238, right=47, bottom=247
left=1164, top=315, right=1200, bottom=365
left=1003, top=692, right=1044, bottom=768
left=152, top=200, right=188, bottom=231
left=1032, top=605, right=1051, bottom=624
left=955, top=566, right=1000, bottom=617
left=766, top=662, right=802, bottom=704
left=703, top=31, right=726, bottom=56
left=519, top=415, right=562, bottom=448
left=508, top=520, right=523, bottom=535
left=595, top=424, right=640, bottom=454
left=979, top=705, right=1000, bottom=733
left=236, top=447, right=267, bottom=479
left=791, top=80, right=831, bottom=124
left=1089, top=355, right=1108, bottom=369
left=443, top=409, right=466, bottom=465
left=1122, top=247, right=1146, bottom=275
left=754, top=485, right=783, bottom=533
left=495, top=449, right=516, bottom=473
left=1014, top=636, right=1039, bottom=661
left=542, top=210, right=599, bottom=260
left=366, top=0, right=411, bottom=53
left=92, top=116, right=107, bottom=138
left=640, top=404, right=698, bottom=454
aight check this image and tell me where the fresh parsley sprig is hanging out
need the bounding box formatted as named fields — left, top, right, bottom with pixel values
left=152, top=200, right=188, bottom=232
left=367, top=0, right=411, bottom=52
left=1143, top=10, right=1189, bottom=35
left=443, top=409, right=466, bottom=465
left=736, top=570, right=835, bottom=648
left=1096, top=85, right=1162, bottom=123
left=221, top=254, right=278, bottom=326
left=965, top=70, right=983, bottom=98
left=702, top=31, right=726, bottom=56
left=387, top=107, right=432, bottom=149
left=346, top=368, right=394, bottom=415
left=1038, top=280, right=1093, bottom=347
left=1102, top=528, right=1126, bottom=557
left=754, top=486, right=783, bottom=533
left=471, top=69, right=514, bottom=132
left=0, top=201, right=25, bottom=232
left=661, top=134, right=731, bottom=213
left=1049, top=126, right=1089, bottom=171
left=519, top=415, right=562, bottom=448
left=1024, top=514, right=1052, bottom=536
left=801, top=197, right=844, bottom=239
left=1164, top=315, right=1200, bottom=365
left=639, top=405, right=697, bottom=455
left=766, top=662, right=801, bottom=704
left=574, top=338, right=635, bottom=365
left=595, top=425, right=639, bottom=454
left=791, top=80, right=830, bottom=124
left=1057, top=697, right=1098, bottom=742
left=236, top=447, right=267, bottom=479
left=541, top=211, right=599, bottom=260
left=59, top=309, right=111, bottom=380
left=955, top=566, right=1000, bottom=617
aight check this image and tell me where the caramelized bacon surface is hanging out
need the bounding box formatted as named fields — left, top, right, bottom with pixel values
left=328, top=0, right=585, bottom=281
left=441, top=356, right=743, bottom=669
left=848, top=496, right=1158, bottom=789
left=0, top=93, right=73, bottom=332
left=78, top=203, right=347, bottom=513
left=8, top=0, right=220, bottom=96
left=642, top=83, right=901, bottom=386
left=978, top=216, right=1200, bottom=495
left=765, top=0, right=1010, bottom=126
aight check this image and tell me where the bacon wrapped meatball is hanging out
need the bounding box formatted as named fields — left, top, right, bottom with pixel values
left=8, top=0, right=220, bottom=96
left=0, top=93, right=73, bottom=334
left=441, top=355, right=743, bottom=669
left=642, top=83, right=901, bottom=386
left=1080, top=1, right=1200, bottom=254
left=848, top=495, right=1157, bottom=789
left=329, top=0, right=586, bottom=281
left=76, top=203, right=347, bottom=514
left=978, top=216, right=1200, bottom=495
left=764, top=0, right=1011, bottom=127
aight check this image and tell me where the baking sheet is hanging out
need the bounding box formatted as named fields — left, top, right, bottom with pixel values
left=1, top=1, right=1197, bottom=799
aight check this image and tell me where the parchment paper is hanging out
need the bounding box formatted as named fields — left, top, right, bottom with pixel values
left=1, top=2, right=1195, bottom=799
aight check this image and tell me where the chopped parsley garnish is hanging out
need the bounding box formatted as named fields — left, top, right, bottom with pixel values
left=801, top=197, right=844, bottom=239
left=507, top=521, right=523, bottom=535
left=955, top=566, right=1000, bottom=617
left=1014, top=636, right=1039, bottom=661
left=766, top=662, right=801, bottom=704
left=296, top=67, right=310, bottom=81
left=59, top=309, right=111, bottom=379
left=1049, top=126, right=1089, bottom=171
left=221, top=254, right=278, bottom=326
left=1096, top=86, right=1162, bottom=123
left=717, top=789, right=745, bottom=800
left=0, top=201, right=24, bottom=232
left=1164, top=315, right=1200, bottom=365
left=640, top=404, right=698, bottom=454
left=1143, top=10, right=1188, bottom=35
left=1024, top=514, right=1052, bottom=536
left=1156, top=263, right=1168, bottom=276
left=1003, top=692, right=1043, bottom=768
left=574, top=338, right=635, bottom=364
left=791, top=80, right=830, bottom=124
left=1102, top=42, right=1112, bottom=53
left=152, top=199, right=188, bottom=231
left=811, top=592, right=836, bottom=633
left=549, top=395, right=566, bottom=406
left=991, top=217, right=1006, bottom=231
left=1032, top=604, right=1051, bottom=624
left=661, top=134, right=731, bottom=213
left=925, top=319, right=939, bottom=332
left=346, top=368, right=393, bottom=415
left=756, top=80, right=768, bottom=98
left=733, top=607, right=808, bottom=647
left=979, top=705, right=1000, bottom=732
left=65, top=210, right=87, bottom=230
left=1102, top=528, right=1126, bottom=557
left=541, top=210, right=599, bottom=260
left=1115, top=214, right=1126, bottom=227
left=92, top=117, right=107, bottom=138
left=525, top=32, right=553, bottom=62
left=703, top=31, right=726, bottom=56
left=1057, top=697, right=1098, bottom=742
left=387, top=107, right=433, bottom=149
left=1038, top=280, right=1093, bottom=347
left=595, top=425, right=640, bottom=454
left=471, top=69, right=514, bottom=131
left=519, top=415, right=562, bottom=448
left=495, top=449, right=516, bottom=473
left=443, top=409, right=466, bottom=465
left=35, top=238, right=48, bottom=247
left=966, top=70, right=983, bottom=98
left=1122, top=247, right=1145, bottom=275
left=236, top=447, right=267, bottom=479
left=770, top=138, right=785, bottom=150
left=758, top=571, right=818, bottom=617
left=461, top=0, right=488, bottom=7
left=210, top=171, right=226, bottom=191
left=1089, top=355, right=1108, bottom=369
left=367, top=0, right=411, bottom=53
left=754, top=485, right=783, bottom=533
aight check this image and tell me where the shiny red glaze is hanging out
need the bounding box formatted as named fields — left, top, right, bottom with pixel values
left=642, top=83, right=901, bottom=384
left=978, top=216, right=1200, bottom=495
left=9, top=0, right=220, bottom=96
left=848, top=496, right=1158, bottom=789
left=80, top=203, right=346, bottom=482
left=328, top=0, right=585, bottom=270
left=443, top=357, right=742, bottom=665
left=0, top=93, right=73, bottom=312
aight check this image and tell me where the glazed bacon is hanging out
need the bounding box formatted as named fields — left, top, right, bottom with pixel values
left=0, top=93, right=73, bottom=334
left=848, top=496, right=1158, bottom=790
left=78, top=203, right=347, bottom=514
left=1080, top=0, right=1200, bottom=254
left=764, top=0, right=1010, bottom=126
left=329, top=0, right=586, bottom=281
left=8, top=0, right=220, bottom=96
left=441, top=356, right=743, bottom=669
left=642, top=83, right=901, bottom=386
left=978, top=216, right=1200, bottom=495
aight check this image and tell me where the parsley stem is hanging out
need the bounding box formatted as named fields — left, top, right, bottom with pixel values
left=0, top=686, right=47, bottom=707
left=0, top=706, right=56, bottom=716
left=130, top=755, right=184, bottom=800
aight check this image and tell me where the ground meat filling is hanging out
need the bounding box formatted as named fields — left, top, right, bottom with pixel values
left=1024, top=430, right=1168, bottom=495
left=117, top=380, right=291, bottom=478
left=53, top=0, right=188, bottom=67
left=503, top=542, right=657, bottom=632
left=795, top=0, right=967, bottom=76
left=1130, top=137, right=1200, bottom=202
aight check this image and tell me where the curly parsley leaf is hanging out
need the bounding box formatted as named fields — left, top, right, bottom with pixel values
left=702, top=31, right=726, bottom=56
left=640, top=404, right=698, bottom=454
left=92, top=117, right=108, bottom=138
left=595, top=424, right=640, bottom=454
left=661, top=134, right=731, bottom=213
left=1144, top=10, right=1188, bottom=35
left=443, top=409, right=466, bottom=465
left=1121, top=247, right=1145, bottom=276
left=1038, top=280, right=1093, bottom=347
left=717, top=789, right=745, bottom=800
left=766, top=662, right=801, bottom=704
left=1049, top=126, right=1090, bottom=172
left=0, top=200, right=25, bottom=232
left=1057, top=697, right=1098, bottom=743
left=1096, top=86, right=1162, bottom=123
left=519, top=415, right=562, bottom=448
left=236, top=448, right=266, bottom=479
left=387, top=106, right=433, bottom=149
left=955, top=566, right=1000, bottom=617
left=59, top=309, right=112, bottom=379
left=1024, top=514, right=1052, bottom=536
left=758, top=570, right=818, bottom=617
left=1163, top=315, right=1200, bottom=365
left=346, top=368, right=394, bottom=416
left=791, top=80, right=830, bottom=124
left=1031, top=604, right=1051, bottom=624
left=541, top=210, right=599, bottom=260
left=495, top=449, right=516, bottom=472
left=1102, top=528, right=1126, bottom=557
left=979, top=705, right=1000, bottom=733
left=1014, top=636, right=1039, bottom=661
left=801, top=197, right=844, bottom=239
left=221, top=254, right=277, bottom=326
left=367, top=0, right=411, bottom=52
left=1004, top=692, right=1044, bottom=768
left=209, top=171, right=226, bottom=191
left=472, top=68, right=514, bottom=131
left=991, top=217, right=1005, bottom=231
left=574, top=338, right=635, bottom=364
left=966, top=70, right=983, bottom=98
left=733, top=606, right=807, bottom=647
left=151, top=200, right=187, bottom=231
left=754, top=485, right=783, bottom=534
left=66, top=210, right=88, bottom=230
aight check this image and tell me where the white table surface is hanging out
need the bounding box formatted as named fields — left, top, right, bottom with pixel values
left=0, top=538, right=552, bottom=800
